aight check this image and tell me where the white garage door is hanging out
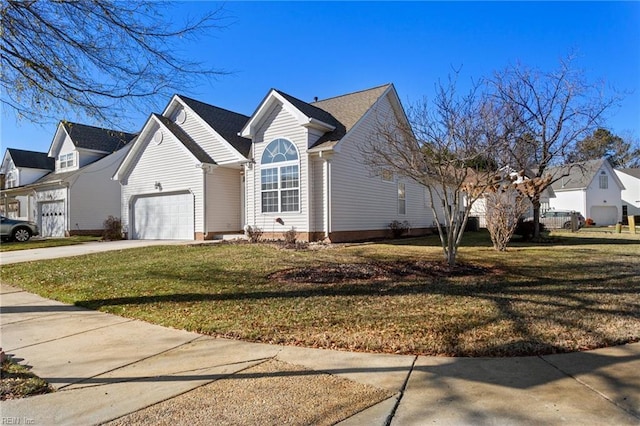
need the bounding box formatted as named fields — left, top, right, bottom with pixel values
left=133, top=193, right=194, bottom=240
left=40, top=201, right=65, bottom=237
left=590, top=206, right=618, bottom=226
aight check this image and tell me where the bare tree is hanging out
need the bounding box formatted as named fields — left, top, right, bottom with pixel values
left=1, top=1, right=228, bottom=126
left=484, top=175, right=531, bottom=251
left=364, top=78, right=502, bottom=266
left=489, top=55, right=620, bottom=239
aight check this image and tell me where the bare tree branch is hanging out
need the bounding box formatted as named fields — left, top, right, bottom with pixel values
left=0, top=0, right=230, bottom=127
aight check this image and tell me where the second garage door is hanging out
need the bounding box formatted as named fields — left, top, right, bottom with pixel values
left=132, top=192, right=194, bottom=240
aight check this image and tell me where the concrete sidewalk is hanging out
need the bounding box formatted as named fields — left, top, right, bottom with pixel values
left=1, top=283, right=639, bottom=425
left=0, top=239, right=197, bottom=265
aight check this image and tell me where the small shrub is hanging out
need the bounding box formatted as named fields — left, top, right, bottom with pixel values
left=586, top=218, right=595, bottom=226
left=244, top=225, right=263, bottom=243
left=389, top=220, right=411, bottom=239
left=284, top=227, right=297, bottom=246
left=102, top=216, right=123, bottom=241
left=513, top=219, right=545, bottom=241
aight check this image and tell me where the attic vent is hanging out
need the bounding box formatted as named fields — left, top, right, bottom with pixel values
left=175, top=109, right=187, bottom=124
left=154, top=130, right=163, bottom=145
left=313, top=96, right=318, bottom=102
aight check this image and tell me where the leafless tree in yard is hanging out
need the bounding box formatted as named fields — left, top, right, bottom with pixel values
left=484, top=176, right=531, bottom=251
left=489, top=55, right=620, bottom=239
left=364, top=77, right=503, bottom=266
left=1, top=0, right=228, bottom=126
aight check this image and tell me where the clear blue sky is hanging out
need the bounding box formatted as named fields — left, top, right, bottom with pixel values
left=2, top=1, right=639, bottom=153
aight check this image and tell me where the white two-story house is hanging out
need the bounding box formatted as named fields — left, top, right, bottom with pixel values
left=1, top=149, right=54, bottom=218
left=1, top=121, right=136, bottom=237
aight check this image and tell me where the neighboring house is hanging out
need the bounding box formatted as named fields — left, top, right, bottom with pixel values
left=547, top=159, right=625, bottom=226
left=469, top=167, right=555, bottom=228
left=615, top=168, right=640, bottom=219
left=0, top=149, right=54, bottom=218
left=0, top=121, right=136, bottom=237
left=114, top=84, right=437, bottom=241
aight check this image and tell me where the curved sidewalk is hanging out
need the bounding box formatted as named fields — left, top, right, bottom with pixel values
left=1, top=283, right=639, bottom=425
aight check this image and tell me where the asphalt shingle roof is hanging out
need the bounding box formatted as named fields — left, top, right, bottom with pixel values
left=154, top=114, right=216, bottom=165
left=7, top=148, right=54, bottom=170
left=310, top=84, right=391, bottom=148
left=178, top=96, right=252, bottom=157
left=617, top=168, right=640, bottom=179
left=547, top=159, right=606, bottom=190
left=62, top=122, right=137, bottom=153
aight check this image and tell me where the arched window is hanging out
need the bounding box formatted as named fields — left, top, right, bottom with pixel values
left=260, top=139, right=299, bottom=213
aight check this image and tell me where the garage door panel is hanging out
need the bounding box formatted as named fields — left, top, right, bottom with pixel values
left=133, top=193, right=194, bottom=240
left=40, top=201, right=65, bottom=237
left=590, top=206, right=618, bottom=226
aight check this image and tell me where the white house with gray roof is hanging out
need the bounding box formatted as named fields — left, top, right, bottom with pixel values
left=1, top=121, right=136, bottom=237
left=1, top=148, right=54, bottom=218
left=547, top=159, right=625, bottom=226
left=115, top=84, right=437, bottom=241
left=615, top=168, right=640, bottom=219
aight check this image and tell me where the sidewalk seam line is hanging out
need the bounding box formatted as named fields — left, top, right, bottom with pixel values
left=57, top=335, right=207, bottom=390
left=384, top=355, right=418, bottom=426
left=538, top=355, right=640, bottom=421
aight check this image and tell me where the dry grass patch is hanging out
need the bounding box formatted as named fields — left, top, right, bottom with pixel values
left=1, top=231, right=638, bottom=357
left=107, top=359, right=392, bottom=426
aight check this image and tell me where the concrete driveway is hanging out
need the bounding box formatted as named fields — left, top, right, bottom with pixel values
left=0, top=239, right=196, bottom=265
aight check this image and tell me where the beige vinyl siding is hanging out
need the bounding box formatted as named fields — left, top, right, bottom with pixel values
left=171, top=106, right=242, bottom=164
left=246, top=103, right=309, bottom=233
left=205, top=166, right=242, bottom=232
left=120, top=123, right=203, bottom=236
left=330, top=93, right=435, bottom=231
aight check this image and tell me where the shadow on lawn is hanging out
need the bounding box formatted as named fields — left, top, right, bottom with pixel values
left=385, top=230, right=640, bottom=248
left=75, top=259, right=640, bottom=354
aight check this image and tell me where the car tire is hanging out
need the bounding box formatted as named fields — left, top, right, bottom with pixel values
left=562, top=221, right=571, bottom=229
left=12, top=227, right=32, bottom=242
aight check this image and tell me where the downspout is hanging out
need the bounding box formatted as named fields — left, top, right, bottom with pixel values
left=202, top=166, right=207, bottom=240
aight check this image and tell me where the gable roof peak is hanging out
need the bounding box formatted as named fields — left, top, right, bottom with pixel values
left=173, top=95, right=251, bottom=157
left=58, top=121, right=137, bottom=153
left=5, top=148, right=55, bottom=170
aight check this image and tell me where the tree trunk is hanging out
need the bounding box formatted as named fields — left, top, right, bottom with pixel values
left=532, top=196, right=542, bottom=240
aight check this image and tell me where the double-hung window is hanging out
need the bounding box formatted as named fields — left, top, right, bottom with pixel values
left=58, top=152, right=75, bottom=170
left=599, top=171, right=608, bottom=189
left=261, top=139, right=299, bottom=213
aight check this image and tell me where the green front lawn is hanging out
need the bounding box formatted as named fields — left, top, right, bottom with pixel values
left=1, top=231, right=638, bottom=357
left=0, top=236, right=101, bottom=252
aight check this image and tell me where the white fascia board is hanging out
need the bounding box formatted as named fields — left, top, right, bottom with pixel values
left=112, top=115, right=156, bottom=181
left=240, top=89, right=279, bottom=138
left=47, top=122, right=68, bottom=158
left=240, top=90, right=335, bottom=138
left=304, top=117, right=335, bottom=132
left=175, top=96, right=247, bottom=162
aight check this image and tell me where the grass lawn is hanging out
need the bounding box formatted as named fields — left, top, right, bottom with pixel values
left=1, top=231, right=638, bottom=357
left=0, top=236, right=101, bottom=252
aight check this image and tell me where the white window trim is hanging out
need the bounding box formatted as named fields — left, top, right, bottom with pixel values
left=58, top=152, right=76, bottom=170
left=260, top=139, right=301, bottom=214
left=398, top=182, right=406, bottom=215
